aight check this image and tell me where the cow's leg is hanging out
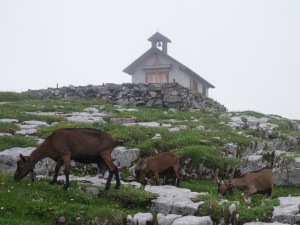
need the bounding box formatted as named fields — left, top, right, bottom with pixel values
left=113, top=167, right=121, bottom=189
left=102, top=152, right=120, bottom=190
left=62, top=156, right=71, bottom=190
left=50, top=161, right=63, bottom=185
left=154, top=172, right=160, bottom=185
left=105, top=170, right=114, bottom=190
left=172, top=161, right=181, bottom=187
left=261, top=189, right=273, bottom=205
left=96, top=158, right=107, bottom=177
left=266, top=188, right=273, bottom=199
left=30, top=170, right=36, bottom=181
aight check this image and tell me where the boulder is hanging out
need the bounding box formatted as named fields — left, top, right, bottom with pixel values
left=111, top=147, right=140, bottom=168
left=145, top=185, right=205, bottom=216
left=157, top=213, right=182, bottom=225
left=272, top=196, right=300, bottom=224
left=274, top=158, right=300, bottom=186
left=170, top=215, right=212, bottom=225
left=133, top=212, right=153, bottom=225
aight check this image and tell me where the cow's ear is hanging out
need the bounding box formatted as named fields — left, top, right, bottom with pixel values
left=20, top=154, right=26, bottom=162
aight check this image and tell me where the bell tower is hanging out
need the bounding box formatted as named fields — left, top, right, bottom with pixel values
left=147, top=32, right=171, bottom=54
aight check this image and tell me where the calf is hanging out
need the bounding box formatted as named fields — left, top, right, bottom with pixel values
left=215, top=166, right=274, bottom=204
left=135, top=152, right=180, bottom=187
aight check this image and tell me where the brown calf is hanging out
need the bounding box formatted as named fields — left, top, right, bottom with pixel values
left=135, top=151, right=180, bottom=186
left=215, top=167, right=274, bottom=204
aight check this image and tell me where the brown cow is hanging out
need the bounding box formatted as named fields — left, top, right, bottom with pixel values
left=14, top=128, right=123, bottom=190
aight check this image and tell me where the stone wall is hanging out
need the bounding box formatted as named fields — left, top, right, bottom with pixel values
left=26, top=83, right=227, bottom=112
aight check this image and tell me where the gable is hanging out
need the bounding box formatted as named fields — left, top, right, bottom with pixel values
left=123, top=47, right=214, bottom=89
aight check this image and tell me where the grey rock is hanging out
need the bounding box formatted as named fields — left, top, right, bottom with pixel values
left=242, top=155, right=266, bottom=173
left=145, top=185, right=205, bottom=216
left=111, top=147, right=140, bottom=168
left=152, top=134, right=162, bottom=140
left=274, top=157, right=300, bottom=186
left=126, top=215, right=134, bottom=225
left=38, top=82, right=222, bottom=112
left=0, top=133, right=13, bottom=136
left=0, top=118, right=18, bottom=123
left=168, top=127, right=181, bottom=132
left=110, top=118, right=137, bottom=124
left=20, top=120, right=49, bottom=128
left=15, top=129, right=37, bottom=135
left=195, top=126, right=205, bottom=131
left=272, top=196, right=300, bottom=224
left=171, top=215, right=213, bottom=225
left=125, top=122, right=161, bottom=128
left=65, top=111, right=107, bottom=124
left=228, top=116, right=245, bottom=129
left=157, top=213, right=182, bottom=225
left=133, top=212, right=153, bottom=225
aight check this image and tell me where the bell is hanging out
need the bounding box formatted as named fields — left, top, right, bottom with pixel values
left=157, top=42, right=162, bottom=47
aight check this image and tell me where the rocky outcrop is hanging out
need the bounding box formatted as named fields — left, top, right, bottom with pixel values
left=145, top=185, right=206, bottom=216
left=272, top=197, right=300, bottom=224
left=26, top=83, right=227, bottom=112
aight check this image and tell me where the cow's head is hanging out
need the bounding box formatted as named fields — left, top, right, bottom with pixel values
left=14, top=154, right=34, bottom=181
left=215, top=168, right=234, bottom=196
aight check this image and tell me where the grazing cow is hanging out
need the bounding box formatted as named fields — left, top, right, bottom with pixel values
left=215, top=166, right=274, bottom=204
left=14, top=128, right=123, bottom=190
left=135, top=151, right=180, bottom=187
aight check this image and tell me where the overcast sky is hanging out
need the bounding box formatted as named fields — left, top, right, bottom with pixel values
left=1, top=1, right=300, bottom=120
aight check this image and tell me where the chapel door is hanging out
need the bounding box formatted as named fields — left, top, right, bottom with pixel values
left=146, top=71, right=169, bottom=84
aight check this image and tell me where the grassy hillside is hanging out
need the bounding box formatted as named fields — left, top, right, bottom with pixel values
left=0, top=173, right=155, bottom=225
left=1, top=92, right=300, bottom=224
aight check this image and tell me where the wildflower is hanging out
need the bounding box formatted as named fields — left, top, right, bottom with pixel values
left=1, top=207, right=4, bottom=210
left=7, top=190, right=10, bottom=193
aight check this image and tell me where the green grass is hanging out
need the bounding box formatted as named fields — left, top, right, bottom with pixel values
left=175, top=146, right=239, bottom=169
left=4, top=173, right=288, bottom=225
left=0, top=173, right=155, bottom=225
left=0, top=92, right=37, bottom=102
left=0, top=104, right=64, bottom=124
left=0, top=122, right=19, bottom=134
left=0, top=136, right=38, bottom=151
left=180, top=180, right=300, bottom=224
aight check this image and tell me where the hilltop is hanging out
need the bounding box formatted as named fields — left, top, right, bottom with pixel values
left=1, top=87, right=300, bottom=224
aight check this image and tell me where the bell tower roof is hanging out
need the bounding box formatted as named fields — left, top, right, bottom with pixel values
left=147, top=32, right=171, bottom=54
